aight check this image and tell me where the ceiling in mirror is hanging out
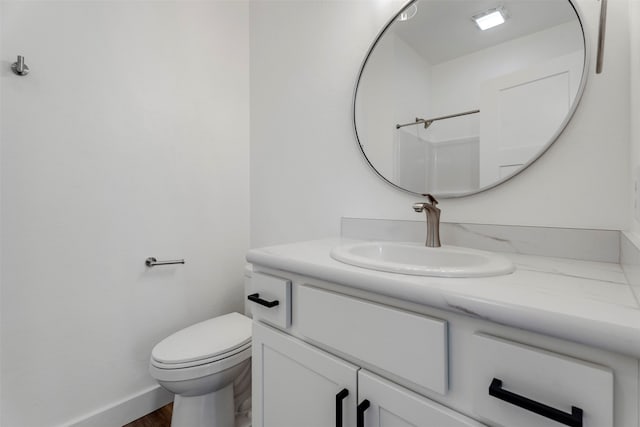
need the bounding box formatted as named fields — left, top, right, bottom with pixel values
left=353, top=0, right=587, bottom=197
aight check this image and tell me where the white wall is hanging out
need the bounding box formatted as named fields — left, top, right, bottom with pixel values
left=250, top=0, right=630, bottom=248
left=1, top=1, right=249, bottom=425
left=630, top=0, right=640, bottom=234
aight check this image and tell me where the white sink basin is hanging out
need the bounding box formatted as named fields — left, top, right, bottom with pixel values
left=330, top=241, right=515, bottom=278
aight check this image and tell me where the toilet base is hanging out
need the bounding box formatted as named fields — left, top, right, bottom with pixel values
left=171, top=382, right=234, bottom=427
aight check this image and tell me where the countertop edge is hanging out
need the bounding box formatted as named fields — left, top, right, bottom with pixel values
left=247, top=243, right=640, bottom=359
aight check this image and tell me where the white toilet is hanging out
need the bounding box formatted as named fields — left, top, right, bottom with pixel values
left=149, top=312, right=252, bottom=427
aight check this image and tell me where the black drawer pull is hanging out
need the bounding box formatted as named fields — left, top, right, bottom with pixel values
left=489, top=378, right=583, bottom=427
left=357, top=399, right=370, bottom=427
left=247, top=293, right=279, bottom=308
left=336, top=388, right=349, bottom=427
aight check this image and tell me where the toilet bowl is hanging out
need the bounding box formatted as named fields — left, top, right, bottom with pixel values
left=149, top=312, right=252, bottom=427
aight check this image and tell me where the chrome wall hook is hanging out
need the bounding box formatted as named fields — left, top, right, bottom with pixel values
left=11, top=55, right=29, bottom=76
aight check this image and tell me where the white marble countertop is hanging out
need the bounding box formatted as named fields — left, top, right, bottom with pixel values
left=247, top=238, right=640, bottom=359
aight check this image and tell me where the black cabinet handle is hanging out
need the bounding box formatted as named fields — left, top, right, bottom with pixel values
left=357, top=399, right=370, bottom=427
left=335, top=388, right=349, bottom=427
left=489, top=378, right=583, bottom=427
left=247, top=293, right=279, bottom=308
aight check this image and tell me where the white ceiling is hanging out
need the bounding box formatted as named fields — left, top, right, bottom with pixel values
left=391, top=0, right=581, bottom=64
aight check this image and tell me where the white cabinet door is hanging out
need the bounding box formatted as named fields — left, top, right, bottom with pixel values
left=358, top=370, right=486, bottom=427
left=252, top=321, right=359, bottom=427
left=478, top=52, right=581, bottom=186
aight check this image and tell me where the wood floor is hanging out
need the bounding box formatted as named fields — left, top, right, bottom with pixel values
left=123, top=403, right=173, bottom=427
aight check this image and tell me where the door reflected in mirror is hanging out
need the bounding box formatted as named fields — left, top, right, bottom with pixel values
left=354, top=0, right=587, bottom=197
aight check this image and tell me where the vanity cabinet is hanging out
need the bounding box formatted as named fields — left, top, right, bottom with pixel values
left=250, top=274, right=486, bottom=427
left=249, top=268, right=639, bottom=427
left=252, top=321, right=484, bottom=427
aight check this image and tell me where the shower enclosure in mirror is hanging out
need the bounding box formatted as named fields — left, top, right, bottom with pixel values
left=353, top=0, right=588, bottom=197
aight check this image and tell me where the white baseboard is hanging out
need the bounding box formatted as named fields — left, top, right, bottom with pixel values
left=65, top=385, right=173, bottom=427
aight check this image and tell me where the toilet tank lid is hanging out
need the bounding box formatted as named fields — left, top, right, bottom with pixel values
left=151, top=312, right=252, bottom=364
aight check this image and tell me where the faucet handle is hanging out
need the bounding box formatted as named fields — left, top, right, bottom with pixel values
left=413, top=194, right=440, bottom=213
left=413, top=202, right=425, bottom=212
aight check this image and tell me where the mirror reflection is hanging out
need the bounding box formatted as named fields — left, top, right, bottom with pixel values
left=354, top=0, right=586, bottom=197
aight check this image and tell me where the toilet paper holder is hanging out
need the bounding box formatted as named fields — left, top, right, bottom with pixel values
left=145, top=257, right=185, bottom=267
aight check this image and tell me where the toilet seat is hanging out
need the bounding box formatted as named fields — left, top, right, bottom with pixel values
left=149, top=312, right=252, bottom=382
left=151, top=341, right=251, bottom=370
left=151, top=312, right=252, bottom=366
left=150, top=343, right=251, bottom=383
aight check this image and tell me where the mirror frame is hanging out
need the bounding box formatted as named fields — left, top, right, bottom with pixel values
left=352, top=0, right=591, bottom=198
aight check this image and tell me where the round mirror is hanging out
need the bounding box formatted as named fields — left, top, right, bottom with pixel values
left=353, top=0, right=587, bottom=197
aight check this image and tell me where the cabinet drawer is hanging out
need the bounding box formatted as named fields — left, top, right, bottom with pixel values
left=297, top=285, right=448, bottom=394
left=248, top=272, right=291, bottom=329
left=471, top=333, right=613, bottom=427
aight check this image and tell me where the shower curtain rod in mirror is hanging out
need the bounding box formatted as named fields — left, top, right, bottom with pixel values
left=396, top=109, right=480, bottom=130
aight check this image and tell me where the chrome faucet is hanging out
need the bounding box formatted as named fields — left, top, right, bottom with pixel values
left=413, top=194, right=441, bottom=248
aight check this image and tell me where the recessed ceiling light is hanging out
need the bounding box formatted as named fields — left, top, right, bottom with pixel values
left=397, top=3, right=418, bottom=22
left=472, top=8, right=507, bottom=31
